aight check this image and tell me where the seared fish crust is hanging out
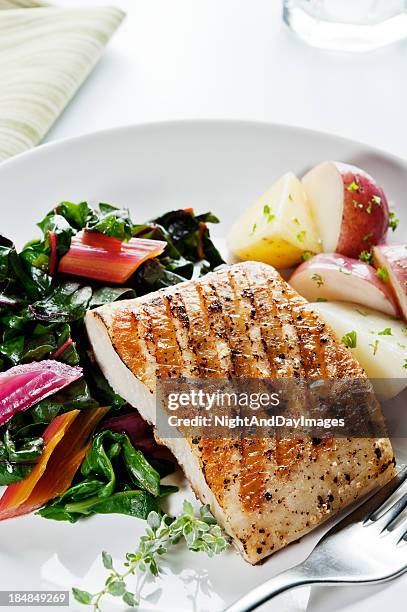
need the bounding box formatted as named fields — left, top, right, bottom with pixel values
left=86, top=261, right=395, bottom=564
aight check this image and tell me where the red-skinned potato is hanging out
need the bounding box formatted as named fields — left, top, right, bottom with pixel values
left=373, top=244, right=407, bottom=321
left=289, top=253, right=398, bottom=317
left=302, top=162, right=389, bottom=258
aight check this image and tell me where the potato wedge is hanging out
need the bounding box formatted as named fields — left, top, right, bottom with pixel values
left=311, top=300, right=407, bottom=399
left=227, top=172, right=321, bottom=268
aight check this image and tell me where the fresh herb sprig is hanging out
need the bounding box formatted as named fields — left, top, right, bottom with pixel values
left=72, top=501, right=228, bottom=610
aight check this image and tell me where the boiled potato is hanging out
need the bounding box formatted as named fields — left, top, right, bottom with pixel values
left=302, top=161, right=389, bottom=258
left=311, top=300, right=407, bottom=399
left=227, top=172, right=321, bottom=268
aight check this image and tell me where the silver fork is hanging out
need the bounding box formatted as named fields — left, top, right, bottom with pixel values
left=225, top=468, right=407, bottom=612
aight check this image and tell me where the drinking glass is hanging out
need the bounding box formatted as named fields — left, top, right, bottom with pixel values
left=283, top=0, right=407, bottom=51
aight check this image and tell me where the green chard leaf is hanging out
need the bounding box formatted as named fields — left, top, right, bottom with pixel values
left=0, top=422, right=44, bottom=485
left=89, top=286, right=136, bottom=309
left=86, top=203, right=133, bottom=241
left=122, top=437, right=161, bottom=496
left=29, top=282, right=92, bottom=323
left=37, top=212, right=73, bottom=258
left=55, top=201, right=93, bottom=230
left=80, top=490, right=159, bottom=519
left=38, top=431, right=162, bottom=523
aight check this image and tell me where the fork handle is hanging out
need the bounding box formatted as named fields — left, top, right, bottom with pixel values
left=224, top=566, right=311, bottom=612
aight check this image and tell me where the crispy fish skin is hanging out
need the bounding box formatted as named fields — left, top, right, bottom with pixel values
left=85, top=261, right=395, bottom=564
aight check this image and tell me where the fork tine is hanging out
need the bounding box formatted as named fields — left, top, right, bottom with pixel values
left=363, top=467, right=407, bottom=525
left=388, top=515, right=407, bottom=545
left=374, top=493, right=407, bottom=532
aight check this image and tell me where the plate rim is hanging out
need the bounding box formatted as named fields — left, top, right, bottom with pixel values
left=0, top=117, right=406, bottom=612
left=1, top=118, right=406, bottom=172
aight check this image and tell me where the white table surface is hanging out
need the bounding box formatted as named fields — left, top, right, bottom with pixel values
left=46, top=0, right=407, bottom=160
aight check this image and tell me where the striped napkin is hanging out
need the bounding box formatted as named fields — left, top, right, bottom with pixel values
left=0, top=0, right=124, bottom=161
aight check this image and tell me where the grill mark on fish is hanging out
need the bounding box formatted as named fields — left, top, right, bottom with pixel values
left=245, top=268, right=288, bottom=376
left=258, top=272, right=319, bottom=476
left=143, top=298, right=184, bottom=379
left=178, top=284, right=223, bottom=377
left=200, top=439, right=240, bottom=508
left=227, top=266, right=277, bottom=508
left=228, top=266, right=271, bottom=378
left=109, top=309, right=154, bottom=388
left=225, top=267, right=259, bottom=378
left=196, top=280, right=234, bottom=376
left=269, top=281, right=335, bottom=468
left=284, top=289, right=327, bottom=377
left=239, top=438, right=269, bottom=512
left=274, top=285, right=307, bottom=378
left=263, top=275, right=304, bottom=377
left=211, top=268, right=256, bottom=377
left=167, top=293, right=198, bottom=377
left=206, top=278, right=240, bottom=377
left=233, top=268, right=271, bottom=377
left=138, top=305, right=159, bottom=380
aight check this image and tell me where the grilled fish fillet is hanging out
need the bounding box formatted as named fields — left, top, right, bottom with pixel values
left=85, top=261, right=395, bottom=564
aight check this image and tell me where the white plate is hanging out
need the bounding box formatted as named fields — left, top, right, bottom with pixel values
left=0, top=120, right=406, bottom=612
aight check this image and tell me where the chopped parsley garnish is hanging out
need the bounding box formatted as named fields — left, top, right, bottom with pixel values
left=288, top=193, right=293, bottom=201
left=369, top=339, right=379, bottom=355
left=388, top=212, right=399, bottom=232
left=376, top=266, right=389, bottom=282
left=342, top=331, right=357, bottom=349
left=365, top=194, right=382, bottom=214
left=251, top=223, right=257, bottom=235
left=301, top=251, right=313, bottom=262
left=263, top=204, right=275, bottom=223
left=293, top=217, right=300, bottom=225
left=296, top=230, right=306, bottom=243
left=378, top=327, right=392, bottom=336
left=347, top=181, right=359, bottom=192
left=363, top=231, right=374, bottom=242
left=359, top=250, right=373, bottom=264
left=355, top=308, right=368, bottom=316
left=311, top=273, right=324, bottom=287
left=403, top=359, right=407, bottom=369
left=316, top=297, right=328, bottom=302
left=339, top=266, right=352, bottom=276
